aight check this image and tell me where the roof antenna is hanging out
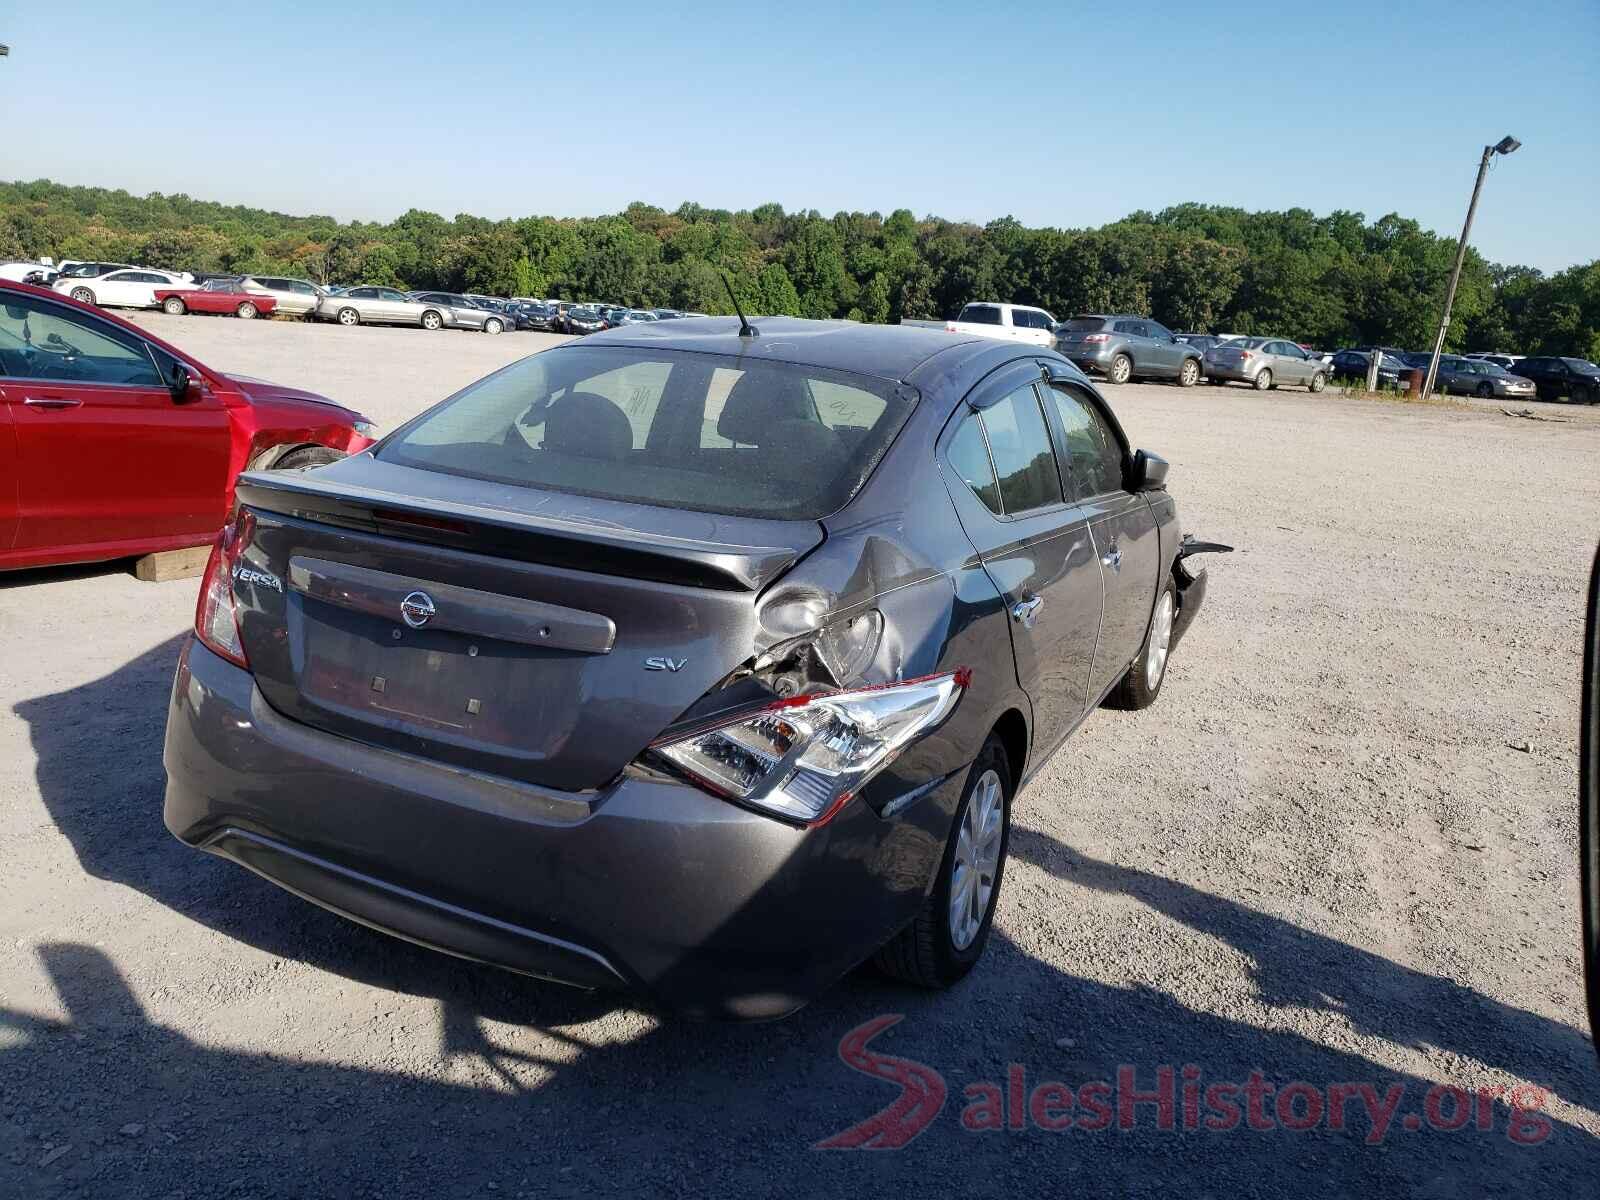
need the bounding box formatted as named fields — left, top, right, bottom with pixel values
left=721, top=274, right=758, bottom=337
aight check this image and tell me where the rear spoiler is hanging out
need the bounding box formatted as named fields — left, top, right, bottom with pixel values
left=234, top=471, right=809, bottom=592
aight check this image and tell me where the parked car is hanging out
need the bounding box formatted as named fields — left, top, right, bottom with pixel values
left=1424, top=355, right=1537, bottom=399
left=563, top=304, right=607, bottom=335
left=0, top=261, right=56, bottom=283
left=245, top=276, right=326, bottom=318
left=1511, top=356, right=1600, bottom=403
left=314, top=285, right=454, bottom=329
left=1054, top=315, right=1203, bottom=387
left=1174, top=333, right=1230, bottom=355
left=944, top=302, right=1057, bottom=347
left=1204, top=337, right=1329, bottom=391
left=159, top=317, right=1217, bottom=1019
left=409, top=291, right=510, bottom=334
left=650, top=308, right=685, bottom=321
left=1465, top=352, right=1522, bottom=370
left=54, top=261, right=136, bottom=280
left=612, top=309, right=658, bottom=326
left=1328, top=349, right=1410, bottom=387
left=518, top=302, right=564, bottom=332
left=155, top=278, right=277, bottom=319
left=54, top=267, right=192, bottom=310
left=0, top=281, right=376, bottom=572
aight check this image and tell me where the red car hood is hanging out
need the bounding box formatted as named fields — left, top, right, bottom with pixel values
left=223, top=373, right=364, bottom=422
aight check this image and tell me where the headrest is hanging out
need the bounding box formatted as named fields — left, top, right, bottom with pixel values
left=717, top=370, right=815, bottom=445
left=543, top=391, right=633, bottom=461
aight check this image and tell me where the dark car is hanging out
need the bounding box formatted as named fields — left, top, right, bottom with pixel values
left=518, top=302, right=563, bottom=332
left=161, top=318, right=1215, bottom=1019
left=0, top=280, right=375, bottom=572
left=1175, top=333, right=1229, bottom=356
left=1053, top=315, right=1203, bottom=387
left=1511, top=356, right=1600, bottom=403
left=563, top=304, right=607, bottom=335
left=1329, top=349, right=1410, bottom=387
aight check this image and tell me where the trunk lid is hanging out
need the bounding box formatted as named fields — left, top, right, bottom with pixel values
left=228, top=456, right=822, bottom=792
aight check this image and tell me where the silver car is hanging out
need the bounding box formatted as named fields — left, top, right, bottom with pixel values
left=1431, top=355, right=1537, bottom=399
left=246, top=276, right=327, bottom=317
left=1204, top=337, right=1329, bottom=392
left=408, top=291, right=510, bottom=334
left=315, top=285, right=455, bottom=329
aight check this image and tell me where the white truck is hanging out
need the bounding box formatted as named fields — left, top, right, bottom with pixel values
left=943, top=301, right=1058, bottom=346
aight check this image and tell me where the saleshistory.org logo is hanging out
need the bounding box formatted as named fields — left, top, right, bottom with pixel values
left=814, top=1016, right=1553, bottom=1149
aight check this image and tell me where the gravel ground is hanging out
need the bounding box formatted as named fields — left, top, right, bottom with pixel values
left=2, top=316, right=1598, bottom=1196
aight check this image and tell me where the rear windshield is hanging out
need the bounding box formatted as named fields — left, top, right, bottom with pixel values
left=958, top=304, right=1002, bottom=325
left=1061, top=317, right=1107, bottom=332
left=1231, top=337, right=1270, bottom=349
left=378, top=345, right=916, bottom=521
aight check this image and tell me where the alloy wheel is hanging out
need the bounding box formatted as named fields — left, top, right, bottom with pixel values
left=949, top=768, right=1004, bottom=951
left=1145, top=590, right=1175, bottom=691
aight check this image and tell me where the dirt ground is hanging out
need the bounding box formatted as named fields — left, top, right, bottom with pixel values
left=2, top=315, right=1598, bottom=1196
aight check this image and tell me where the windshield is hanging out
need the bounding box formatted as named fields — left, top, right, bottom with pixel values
left=378, top=345, right=916, bottom=520
left=1562, top=358, right=1600, bottom=374
left=1061, top=317, right=1107, bottom=332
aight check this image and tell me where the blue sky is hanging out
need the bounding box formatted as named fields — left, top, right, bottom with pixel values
left=3, top=0, right=1596, bottom=271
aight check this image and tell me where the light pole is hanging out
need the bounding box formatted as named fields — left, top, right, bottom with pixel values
left=1421, top=135, right=1520, bottom=399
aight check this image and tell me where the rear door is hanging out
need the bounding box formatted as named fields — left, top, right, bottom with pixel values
left=0, top=292, right=230, bottom=555
left=939, top=362, right=1104, bottom=753
left=1040, top=380, right=1161, bottom=701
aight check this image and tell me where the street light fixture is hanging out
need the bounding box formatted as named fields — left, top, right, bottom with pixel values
left=1421, top=135, right=1521, bottom=399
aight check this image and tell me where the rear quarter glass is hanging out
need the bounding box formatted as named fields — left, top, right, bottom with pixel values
left=378, top=345, right=917, bottom=522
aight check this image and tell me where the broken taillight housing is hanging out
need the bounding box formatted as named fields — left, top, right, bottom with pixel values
left=651, top=670, right=969, bottom=827
left=194, top=509, right=252, bottom=669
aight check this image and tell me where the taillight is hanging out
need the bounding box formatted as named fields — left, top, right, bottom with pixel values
left=1238, top=351, right=1253, bottom=361
left=1082, top=333, right=1110, bottom=343
left=650, top=670, right=969, bottom=827
left=194, top=509, right=253, bottom=669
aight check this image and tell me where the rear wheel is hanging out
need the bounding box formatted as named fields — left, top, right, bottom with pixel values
left=272, top=445, right=344, bottom=471
left=336, top=307, right=360, bottom=327
left=1178, top=358, right=1200, bottom=388
left=1253, top=368, right=1274, bottom=391
left=1308, top=371, right=1327, bottom=393
left=1574, top=382, right=1595, bottom=405
left=421, top=309, right=444, bottom=331
left=1109, top=353, right=1133, bottom=385
left=236, top=302, right=258, bottom=319
left=874, top=736, right=1011, bottom=988
left=1107, top=578, right=1177, bottom=710
left=162, top=297, right=187, bottom=315
left=70, top=286, right=96, bottom=304
left=484, top=317, right=504, bottom=335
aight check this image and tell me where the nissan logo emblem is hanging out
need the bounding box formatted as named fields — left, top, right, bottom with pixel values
left=400, top=590, right=436, bottom=629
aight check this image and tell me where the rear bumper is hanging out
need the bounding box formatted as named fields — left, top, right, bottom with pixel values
left=1204, top=362, right=1255, bottom=382
left=162, top=639, right=961, bottom=1019
left=1064, top=347, right=1115, bottom=373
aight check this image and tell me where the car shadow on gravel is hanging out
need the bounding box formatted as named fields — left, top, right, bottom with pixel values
left=12, top=642, right=1600, bottom=1194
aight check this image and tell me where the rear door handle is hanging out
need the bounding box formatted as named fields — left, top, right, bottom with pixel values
left=1101, top=544, right=1123, bottom=570
left=1010, top=595, right=1044, bottom=628
left=23, top=396, right=82, bottom=410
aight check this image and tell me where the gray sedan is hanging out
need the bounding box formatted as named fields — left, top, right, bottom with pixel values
left=408, top=292, right=510, bottom=334
left=1430, top=355, right=1537, bottom=399
left=314, top=285, right=455, bottom=329
left=1205, top=337, right=1329, bottom=391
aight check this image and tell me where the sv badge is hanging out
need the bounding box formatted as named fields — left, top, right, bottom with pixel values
left=644, top=656, right=688, bottom=672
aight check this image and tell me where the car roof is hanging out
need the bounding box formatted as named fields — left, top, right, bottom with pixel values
left=585, top=316, right=988, bottom=382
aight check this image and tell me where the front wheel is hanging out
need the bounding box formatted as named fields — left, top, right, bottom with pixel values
left=1109, top=353, right=1133, bottom=385
left=1107, top=579, right=1177, bottom=710
left=272, top=445, right=344, bottom=471
left=1476, top=381, right=1494, bottom=398
left=1178, top=358, right=1200, bottom=388
left=236, top=302, right=258, bottom=319
left=1253, top=368, right=1274, bottom=391
left=874, top=736, right=1011, bottom=988
left=336, top=307, right=360, bottom=327
left=1308, top=371, right=1327, bottom=393
left=162, top=297, right=186, bottom=315
left=70, top=287, right=96, bottom=304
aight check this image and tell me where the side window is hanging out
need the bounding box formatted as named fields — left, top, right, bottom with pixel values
left=980, top=384, right=1062, bottom=514
left=960, top=304, right=1001, bottom=326
left=1046, top=384, right=1125, bottom=499
left=1147, top=320, right=1173, bottom=341
left=947, top=413, right=1001, bottom=515
left=348, top=288, right=375, bottom=299
left=1113, top=320, right=1137, bottom=335
left=0, top=294, right=163, bottom=387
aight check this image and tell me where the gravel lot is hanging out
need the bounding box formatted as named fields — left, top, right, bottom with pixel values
left=3, top=315, right=1598, bottom=1195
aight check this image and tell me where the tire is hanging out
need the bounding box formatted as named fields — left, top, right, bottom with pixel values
left=1106, top=577, right=1177, bottom=710
left=1108, top=353, right=1133, bottom=385
left=1253, top=368, right=1274, bottom=391
left=1308, top=371, right=1327, bottom=393
left=1476, top=381, right=1493, bottom=398
left=421, top=309, right=444, bottom=331
left=1573, top=383, right=1594, bottom=405
left=484, top=317, right=504, bottom=335
left=336, top=307, right=360, bottom=327
left=236, top=302, right=258, bottom=319
left=1177, top=358, right=1200, bottom=388
left=874, top=736, right=1011, bottom=989
left=272, top=445, right=344, bottom=471
left=70, top=287, right=96, bottom=305
left=162, top=297, right=186, bottom=315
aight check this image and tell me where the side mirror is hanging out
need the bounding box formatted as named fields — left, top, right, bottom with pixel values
left=168, top=362, right=194, bottom=402
left=1128, top=449, right=1169, bottom=492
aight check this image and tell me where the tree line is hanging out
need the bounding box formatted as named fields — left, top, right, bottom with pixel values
left=2, top=178, right=1595, bottom=357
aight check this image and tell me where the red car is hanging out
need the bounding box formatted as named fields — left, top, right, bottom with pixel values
left=154, top=278, right=277, bottom=319
left=0, top=280, right=376, bottom=572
